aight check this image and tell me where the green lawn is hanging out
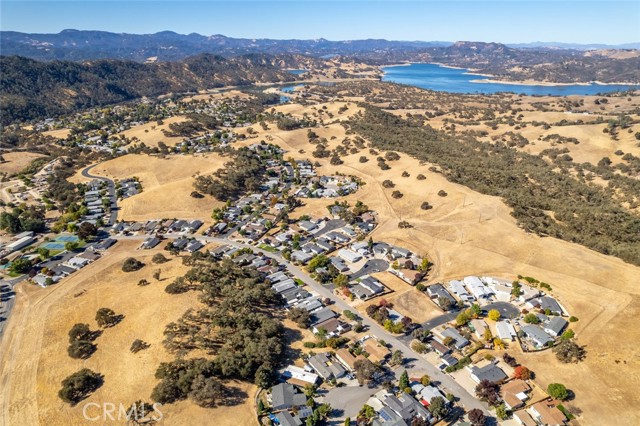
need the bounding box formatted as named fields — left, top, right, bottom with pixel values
left=257, top=243, right=277, bottom=253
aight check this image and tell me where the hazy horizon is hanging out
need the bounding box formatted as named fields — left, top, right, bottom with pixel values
left=2, top=1, right=639, bottom=45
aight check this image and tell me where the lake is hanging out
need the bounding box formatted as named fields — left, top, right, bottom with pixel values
left=287, top=69, right=308, bottom=75
left=381, top=63, right=638, bottom=96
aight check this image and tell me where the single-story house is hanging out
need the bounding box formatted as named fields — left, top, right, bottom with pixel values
left=307, top=353, right=346, bottom=380
left=335, top=348, right=366, bottom=372
left=291, top=250, right=313, bottom=264
left=281, top=366, right=319, bottom=387
left=544, top=316, right=568, bottom=337
left=338, top=249, right=362, bottom=264
left=271, top=383, right=307, bottom=411
left=310, top=307, right=337, bottom=326
left=502, top=379, right=530, bottom=410
left=528, top=401, right=567, bottom=426
left=363, top=338, right=391, bottom=364
left=140, top=237, right=160, bottom=250
left=496, top=320, right=517, bottom=341
left=469, top=319, right=489, bottom=339
left=521, top=325, right=554, bottom=348
left=440, top=327, right=470, bottom=350
left=468, top=363, right=508, bottom=384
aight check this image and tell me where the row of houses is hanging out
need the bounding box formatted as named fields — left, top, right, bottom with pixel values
left=31, top=239, right=116, bottom=287
left=112, top=219, right=203, bottom=236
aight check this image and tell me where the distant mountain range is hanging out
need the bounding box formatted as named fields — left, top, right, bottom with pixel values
left=3, top=30, right=637, bottom=62
left=1, top=31, right=639, bottom=125
left=0, top=30, right=452, bottom=61
left=506, top=41, right=640, bottom=50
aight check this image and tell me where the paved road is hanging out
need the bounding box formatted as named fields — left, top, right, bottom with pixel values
left=312, top=219, right=346, bottom=237
left=350, top=258, right=389, bottom=280
left=0, top=277, right=22, bottom=339
left=115, top=233, right=490, bottom=415
left=485, top=301, right=520, bottom=319
left=81, top=164, right=118, bottom=226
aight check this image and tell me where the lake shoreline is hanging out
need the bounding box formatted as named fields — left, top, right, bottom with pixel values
left=382, top=62, right=640, bottom=88
left=380, top=62, right=639, bottom=94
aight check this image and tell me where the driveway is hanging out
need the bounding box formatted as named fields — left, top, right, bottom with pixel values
left=350, top=258, right=389, bottom=280
left=485, top=301, right=520, bottom=319
left=312, top=219, right=346, bottom=237
left=321, top=385, right=378, bottom=420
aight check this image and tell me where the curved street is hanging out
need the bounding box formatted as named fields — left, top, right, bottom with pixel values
left=81, top=164, right=118, bottom=226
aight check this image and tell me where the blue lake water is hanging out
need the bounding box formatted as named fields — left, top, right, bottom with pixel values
left=287, top=69, right=307, bottom=75
left=381, top=63, right=638, bottom=96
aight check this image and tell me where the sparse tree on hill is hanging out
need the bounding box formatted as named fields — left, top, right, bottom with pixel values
left=95, top=307, right=120, bottom=328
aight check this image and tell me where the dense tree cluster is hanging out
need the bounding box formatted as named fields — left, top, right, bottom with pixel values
left=351, top=106, right=640, bottom=266
left=156, top=259, right=285, bottom=407
left=0, top=205, right=45, bottom=234
left=194, top=148, right=267, bottom=201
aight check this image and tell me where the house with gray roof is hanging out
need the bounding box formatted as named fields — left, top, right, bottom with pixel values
left=544, top=316, right=568, bottom=337
left=521, top=325, right=554, bottom=348
left=271, top=383, right=307, bottom=411
left=379, top=392, right=431, bottom=424
left=441, top=327, right=470, bottom=350
left=307, top=353, right=346, bottom=380
left=527, top=296, right=563, bottom=315
left=469, top=363, right=508, bottom=384
left=310, top=307, right=337, bottom=325
left=373, top=407, right=407, bottom=426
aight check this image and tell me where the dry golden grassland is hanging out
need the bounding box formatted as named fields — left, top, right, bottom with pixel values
left=0, top=241, right=258, bottom=426
left=0, top=151, right=47, bottom=175
left=70, top=154, right=226, bottom=223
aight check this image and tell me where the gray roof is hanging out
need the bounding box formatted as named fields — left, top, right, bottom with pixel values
left=271, top=383, right=306, bottom=411
left=310, top=307, right=336, bottom=325
left=441, top=328, right=470, bottom=349
left=275, top=411, right=302, bottom=426
left=427, top=284, right=456, bottom=304
left=470, top=363, right=508, bottom=384
left=521, top=325, right=553, bottom=346
left=373, top=407, right=408, bottom=426
left=532, top=296, right=563, bottom=314
left=381, top=393, right=430, bottom=423
left=545, top=316, right=568, bottom=335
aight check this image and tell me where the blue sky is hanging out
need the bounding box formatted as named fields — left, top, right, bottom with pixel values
left=1, top=1, right=639, bottom=44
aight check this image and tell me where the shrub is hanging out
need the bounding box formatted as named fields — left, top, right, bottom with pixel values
left=122, top=257, right=144, bottom=272
left=547, top=383, right=569, bottom=400
left=130, top=339, right=150, bottom=353
left=391, top=190, right=403, bottom=199
left=420, top=202, right=433, bottom=210
left=416, top=174, right=426, bottom=180
left=359, top=156, right=369, bottom=163
left=437, top=190, right=448, bottom=197
left=152, top=253, right=169, bottom=264
left=382, top=180, right=395, bottom=188
left=569, top=316, right=579, bottom=322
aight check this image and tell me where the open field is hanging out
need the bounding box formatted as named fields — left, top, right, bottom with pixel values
left=42, top=128, right=71, bottom=140
left=0, top=151, right=47, bottom=176
left=118, top=115, right=188, bottom=148
left=70, top=153, right=226, bottom=223
left=0, top=241, right=258, bottom=426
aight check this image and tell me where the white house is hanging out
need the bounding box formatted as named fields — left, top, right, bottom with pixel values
left=338, top=249, right=362, bottom=263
